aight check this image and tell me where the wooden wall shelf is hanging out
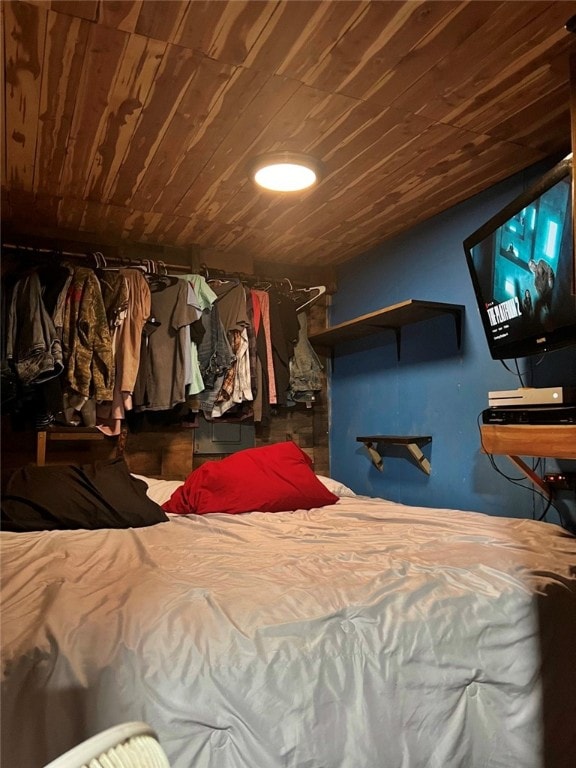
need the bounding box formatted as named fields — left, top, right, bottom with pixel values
left=480, top=423, right=576, bottom=498
left=480, top=424, right=576, bottom=460
left=309, top=300, right=464, bottom=360
left=356, top=435, right=432, bottom=474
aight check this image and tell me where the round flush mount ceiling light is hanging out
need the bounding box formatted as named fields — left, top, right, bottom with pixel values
left=249, top=151, right=323, bottom=192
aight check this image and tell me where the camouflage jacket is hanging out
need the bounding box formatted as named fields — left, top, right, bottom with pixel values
left=61, top=266, right=114, bottom=401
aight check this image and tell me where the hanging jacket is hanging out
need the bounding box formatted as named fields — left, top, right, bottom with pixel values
left=97, top=269, right=129, bottom=332
left=61, top=266, right=114, bottom=401
left=6, top=271, right=64, bottom=385
left=288, top=312, right=324, bottom=400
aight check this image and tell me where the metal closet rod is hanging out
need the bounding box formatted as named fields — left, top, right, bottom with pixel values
left=200, top=264, right=317, bottom=291
left=1, top=242, right=194, bottom=273
left=2, top=243, right=330, bottom=293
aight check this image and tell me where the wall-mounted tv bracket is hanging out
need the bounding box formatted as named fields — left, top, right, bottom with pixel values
left=356, top=435, right=432, bottom=475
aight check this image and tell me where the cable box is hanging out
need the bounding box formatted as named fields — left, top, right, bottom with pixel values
left=482, top=406, right=576, bottom=425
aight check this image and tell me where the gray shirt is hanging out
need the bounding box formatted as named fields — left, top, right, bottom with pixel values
left=134, top=279, right=198, bottom=411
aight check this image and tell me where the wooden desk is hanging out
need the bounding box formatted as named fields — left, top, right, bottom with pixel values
left=480, top=424, right=576, bottom=497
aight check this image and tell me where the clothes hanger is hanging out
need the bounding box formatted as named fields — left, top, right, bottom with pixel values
left=94, top=251, right=128, bottom=273
left=251, top=279, right=272, bottom=291
left=289, top=285, right=327, bottom=312
left=207, top=276, right=239, bottom=285
left=145, top=259, right=179, bottom=290
left=98, top=251, right=128, bottom=273
left=156, top=260, right=179, bottom=285
left=92, top=251, right=107, bottom=270
left=201, top=264, right=241, bottom=288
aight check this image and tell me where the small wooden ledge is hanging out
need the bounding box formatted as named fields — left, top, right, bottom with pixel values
left=356, top=435, right=432, bottom=474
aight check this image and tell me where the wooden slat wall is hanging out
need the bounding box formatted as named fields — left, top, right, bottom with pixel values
left=4, top=1, right=47, bottom=191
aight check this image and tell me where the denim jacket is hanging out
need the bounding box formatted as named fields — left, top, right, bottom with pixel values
left=6, top=271, right=64, bottom=385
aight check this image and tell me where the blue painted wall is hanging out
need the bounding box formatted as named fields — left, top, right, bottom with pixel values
left=328, top=159, right=576, bottom=530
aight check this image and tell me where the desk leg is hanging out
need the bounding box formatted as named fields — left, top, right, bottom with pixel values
left=508, top=455, right=552, bottom=499
left=37, top=431, right=47, bottom=466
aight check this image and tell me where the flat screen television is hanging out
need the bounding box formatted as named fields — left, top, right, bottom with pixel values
left=463, top=154, right=576, bottom=360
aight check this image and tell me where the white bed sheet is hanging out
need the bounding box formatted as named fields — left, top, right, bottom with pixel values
left=1, top=494, right=575, bottom=768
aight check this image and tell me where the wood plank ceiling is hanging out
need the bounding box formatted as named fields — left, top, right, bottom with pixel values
left=2, top=0, right=575, bottom=268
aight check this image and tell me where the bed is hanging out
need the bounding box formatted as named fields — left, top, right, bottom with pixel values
left=1, top=445, right=575, bottom=768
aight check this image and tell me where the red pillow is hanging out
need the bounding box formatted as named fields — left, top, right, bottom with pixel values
left=162, top=441, right=339, bottom=515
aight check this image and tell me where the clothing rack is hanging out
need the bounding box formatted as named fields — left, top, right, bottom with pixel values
left=1, top=242, right=194, bottom=274
left=2, top=244, right=328, bottom=309
left=201, top=265, right=328, bottom=312
left=200, top=264, right=313, bottom=291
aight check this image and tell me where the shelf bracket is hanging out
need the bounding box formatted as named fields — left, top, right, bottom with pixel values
left=359, top=440, right=384, bottom=471
left=507, top=455, right=553, bottom=499
left=394, top=328, right=401, bottom=361
left=447, top=308, right=463, bottom=351
left=356, top=435, right=432, bottom=475
left=404, top=441, right=431, bottom=475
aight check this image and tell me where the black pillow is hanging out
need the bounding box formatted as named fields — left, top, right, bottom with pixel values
left=1, top=458, right=168, bottom=532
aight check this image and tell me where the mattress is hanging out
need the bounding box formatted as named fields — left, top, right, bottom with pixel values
left=1, top=492, right=575, bottom=768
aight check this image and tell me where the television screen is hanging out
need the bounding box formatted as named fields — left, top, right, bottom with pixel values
left=463, top=154, right=576, bottom=360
